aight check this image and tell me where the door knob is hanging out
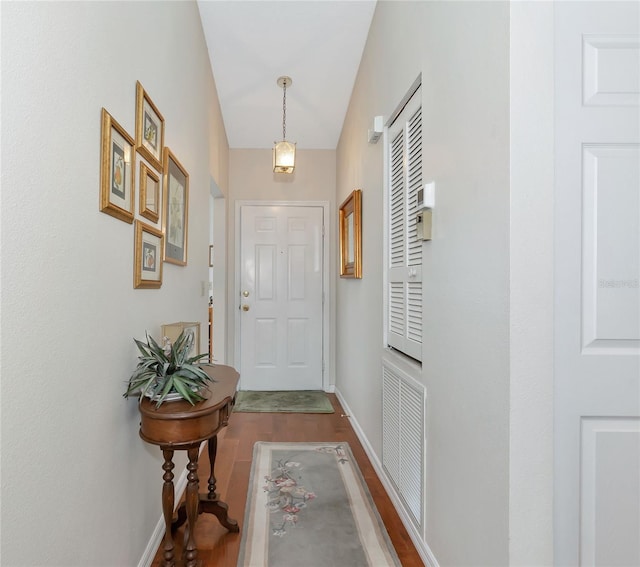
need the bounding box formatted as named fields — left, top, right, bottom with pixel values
left=242, top=304, right=250, bottom=311
left=242, top=290, right=250, bottom=297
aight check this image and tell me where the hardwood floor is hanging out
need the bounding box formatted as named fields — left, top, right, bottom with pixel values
left=150, top=394, right=424, bottom=566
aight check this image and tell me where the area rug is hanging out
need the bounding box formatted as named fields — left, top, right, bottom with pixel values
left=237, top=442, right=401, bottom=566
left=233, top=390, right=334, bottom=413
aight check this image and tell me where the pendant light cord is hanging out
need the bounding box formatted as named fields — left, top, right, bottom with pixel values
left=282, top=81, right=287, bottom=141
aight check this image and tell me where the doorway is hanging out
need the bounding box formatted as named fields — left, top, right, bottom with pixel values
left=235, top=202, right=328, bottom=391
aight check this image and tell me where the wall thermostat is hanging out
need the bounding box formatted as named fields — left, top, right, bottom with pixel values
left=416, top=210, right=432, bottom=241
left=416, top=182, right=435, bottom=240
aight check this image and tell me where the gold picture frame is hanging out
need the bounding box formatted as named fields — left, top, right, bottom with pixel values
left=139, top=161, right=160, bottom=224
left=135, top=81, right=165, bottom=171
left=339, top=189, right=363, bottom=278
left=134, top=220, right=164, bottom=289
left=161, top=322, right=201, bottom=357
left=100, top=108, right=135, bottom=223
left=163, top=147, right=189, bottom=266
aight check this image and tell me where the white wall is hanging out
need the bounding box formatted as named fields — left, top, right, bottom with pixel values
left=0, top=2, right=228, bottom=565
left=337, top=2, right=511, bottom=565
left=226, top=149, right=336, bottom=376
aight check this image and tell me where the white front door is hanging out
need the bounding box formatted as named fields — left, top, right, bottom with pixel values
left=555, top=2, right=640, bottom=565
left=239, top=204, right=324, bottom=390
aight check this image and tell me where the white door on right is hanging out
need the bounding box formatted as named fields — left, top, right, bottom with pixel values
left=555, top=2, right=640, bottom=566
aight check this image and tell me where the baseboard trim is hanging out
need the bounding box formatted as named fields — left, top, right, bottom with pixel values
left=334, top=388, right=439, bottom=567
left=137, top=444, right=203, bottom=567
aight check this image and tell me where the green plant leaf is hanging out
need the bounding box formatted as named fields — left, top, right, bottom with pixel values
left=134, top=338, right=152, bottom=357
left=126, top=329, right=215, bottom=407
left=177, top=364, right=210, bottom=380
left=172, top=380, right=198, bottom=405
left=146, top=332, right=162, bottom=352
left=132, top=361, right=156, bottom=375
left=186, top=352, right=210, bottom=365
left=154, top=376, right=175, bottom=408
left=172, top=340, right=186, bottom=367
left=174, top=377, right=204, bottom=390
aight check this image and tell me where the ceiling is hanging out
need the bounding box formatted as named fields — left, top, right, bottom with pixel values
left=197, top=1, right=377, bottom=150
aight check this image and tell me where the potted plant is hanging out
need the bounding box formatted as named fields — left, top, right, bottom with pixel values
left=123, top=329, right=214, bottom=407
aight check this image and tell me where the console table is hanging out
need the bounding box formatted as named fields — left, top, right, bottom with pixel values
left=138, top=364, right=240, bottom=567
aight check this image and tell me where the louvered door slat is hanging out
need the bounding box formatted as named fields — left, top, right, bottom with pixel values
left=388, top=281, right=405, bottom=338
left=407, top=106, right=423, bottom=269
left=382, top=360, right=425, bottom=530
left=390, top=129, right=406, bottom=269
left=399, top=378, right=424, bottom=525
left=387, top=87, right=423, bottom=362
left=382, top=366, right=401, bottom=488
left=407, top=281, right=422, bottom=343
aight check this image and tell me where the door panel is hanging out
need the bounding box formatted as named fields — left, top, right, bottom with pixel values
left=239, top=205, right=323, bottom=390
left=580, top=418, right=640, bottom=567
left=555, top=3, right=640, bottom=565
left=583, top=145, right=640, bottom=350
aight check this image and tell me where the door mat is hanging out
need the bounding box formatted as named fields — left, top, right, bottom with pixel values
left=233, top=390, right=334, bottom=413
left=237, top=442, right=401, bottom=566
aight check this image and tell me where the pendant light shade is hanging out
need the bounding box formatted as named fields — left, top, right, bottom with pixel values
left=273, top=141, right=296, bottom=173
left=273, top=76, right=296, bottom=173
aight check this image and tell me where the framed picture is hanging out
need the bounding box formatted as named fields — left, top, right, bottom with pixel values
left=139, top=161, right=160, bottom=224
left=161, top=322, right=201, bottom=357
left=100, top=108, right=135, bottom=223
left=339, top=189, right=363, bottom=278
left=135, top=81, right=165, bottom=171
left=134, top=220, right=164, bottom=289
left=163, top=147, right=189, bottom=266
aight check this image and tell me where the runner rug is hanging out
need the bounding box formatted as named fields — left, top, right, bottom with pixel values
left=233, top=390, right=334, bottom=413
left=237, top=442, right=401, bottom=567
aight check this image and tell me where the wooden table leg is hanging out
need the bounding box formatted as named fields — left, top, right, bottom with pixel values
left=161, top=449, right=176, bottom=567
left=183, top=447, right=200, bottom=567
left=198, top=436, right=239, bottom=532
left=171, top=437, right=239, bottom=535
left=207, top=435, right=218, bottom=497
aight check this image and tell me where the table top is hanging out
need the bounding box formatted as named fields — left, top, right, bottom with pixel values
left=138, top=364, right=239, bottom=448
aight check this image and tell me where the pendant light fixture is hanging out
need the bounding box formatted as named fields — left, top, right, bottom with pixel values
left=273, top=76, right=296, bottom=173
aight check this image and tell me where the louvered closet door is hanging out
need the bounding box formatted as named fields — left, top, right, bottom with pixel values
left=388, top=88, right=423, bottom=362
